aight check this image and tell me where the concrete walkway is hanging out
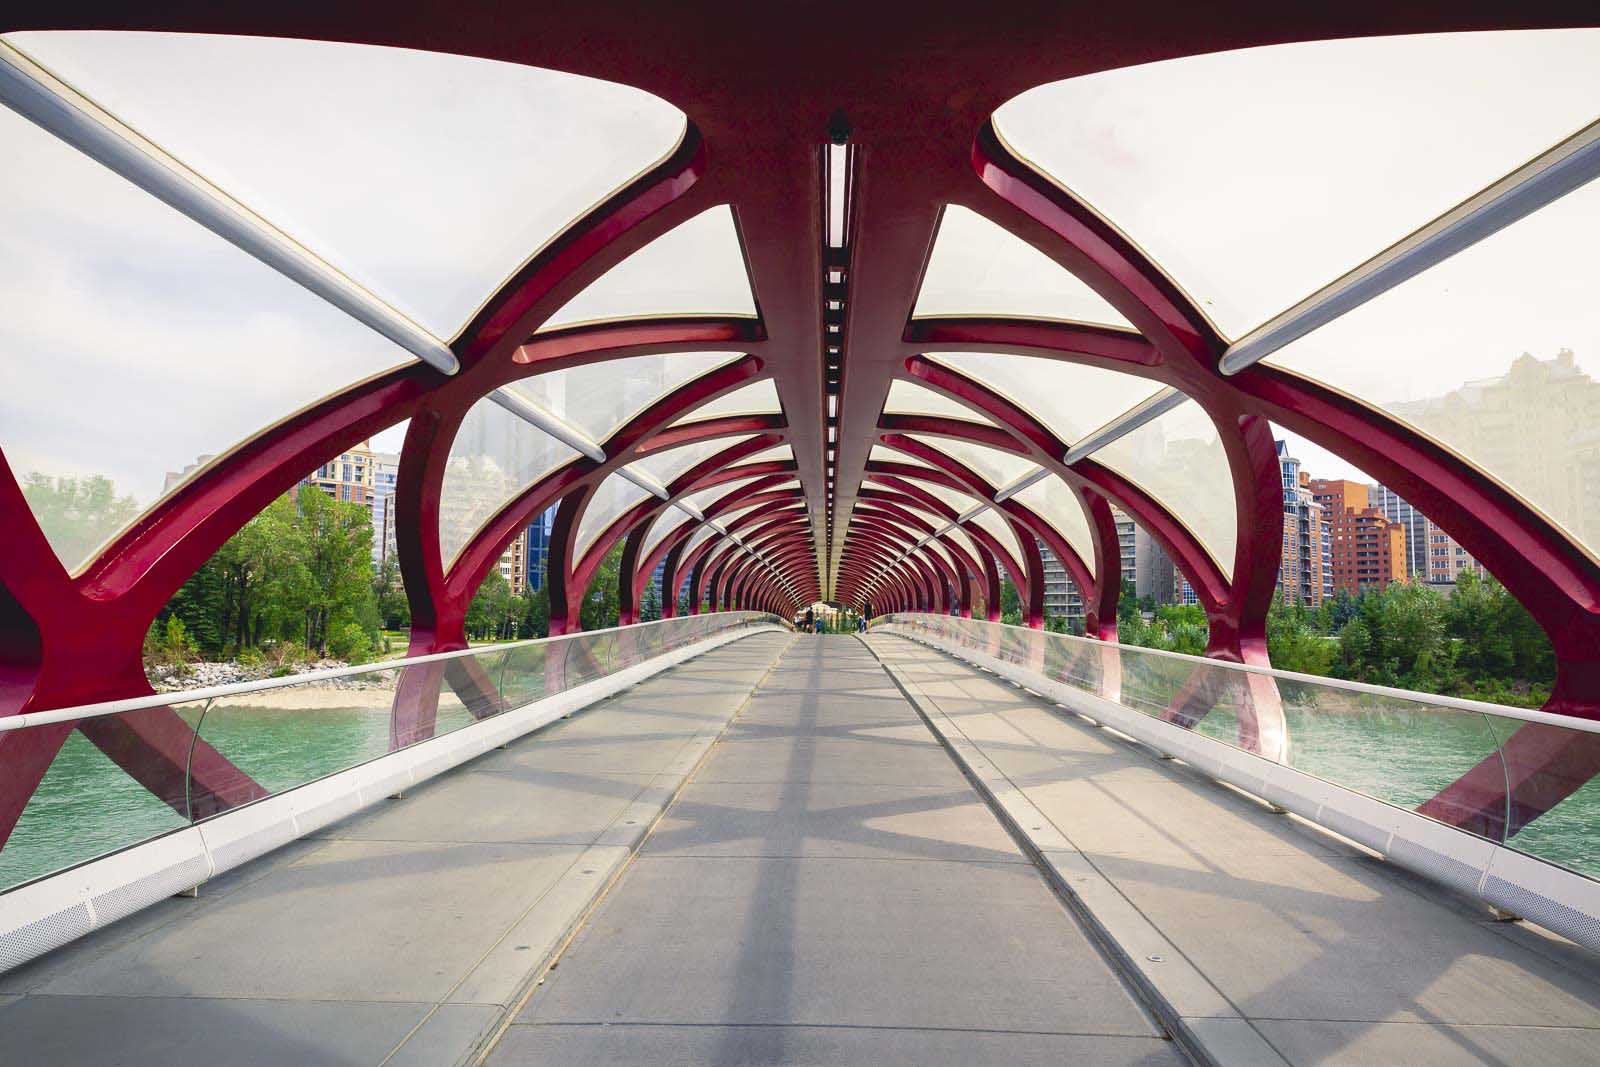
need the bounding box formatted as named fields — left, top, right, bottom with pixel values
left=868, top=634, right=1600, bottom=1066
left=0, top=632, right=794, bottom=1065
left=490, top=636, right=1178, bottom=1064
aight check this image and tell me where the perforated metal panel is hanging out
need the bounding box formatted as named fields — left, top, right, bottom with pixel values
left=0, top=902, right=91, bottom=973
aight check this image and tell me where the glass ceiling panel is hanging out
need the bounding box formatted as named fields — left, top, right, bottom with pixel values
left=671, top=378, right=782, bottom=425
left=736, top=443, right=793, bottom=467
left=1012, top=473, right=1095, bottom=580
left=1267, top=177, right=1600, bottom=561
left=869, top=444, right=935, bottom=470
left=929, top=352, right=1162, bottom=448
left=629, top=434, right=752, bottom=489
left=685, top=476, right=761, bottom=516
left=994, top=29, right=1600, bottom=337
left=866, top=491, right=947, bottom=528
left=939, top=524, right=981, bottom=570
left=575, top=471, right=651, bottom=559
left=906, top=435, right=1033, bottom=490
left=915, top=481, right=986, bottom=518
left=883, top=379, right=996, bottom=424
left=0, top=104, right=413, bottom=574
left=8, top=31, right=687, bottom=337
left=1094, top=399, right=1236, bottom=580
left=440, top=397, right=580, bottom=566
left=504, top=352, right=737, bottom=444
left=912, top=205, right=1132, bottom=327
left=918, top=538, right=957, bottom=577
left=540, top=206, right=757, bottom=331
left=642, top=504, right=696, bottom=559
left=682, top=523, right=718, bottom=560
left=968, top=508, right=1024, bottom=567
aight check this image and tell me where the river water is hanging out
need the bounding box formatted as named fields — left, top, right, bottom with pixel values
left=1, top=694, right=1596, bottom=894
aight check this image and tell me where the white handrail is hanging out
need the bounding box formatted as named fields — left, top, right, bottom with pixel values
left=0, top=612, right=776, bottom=733
left=877, top=613, right=1600, bottom=736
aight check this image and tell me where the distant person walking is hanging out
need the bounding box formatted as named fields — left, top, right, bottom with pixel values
left=803, top=608, right=814, bottom=634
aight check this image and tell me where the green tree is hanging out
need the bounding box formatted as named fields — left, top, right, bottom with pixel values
left=640, top=578, right=663, bottom=623
left=294, top=487, right=377, bottom=656
left=580, top=543, right=625, bottom=631
left=1266, top=601, right=1334, bottom=676
left=521, top=585, right=551, bottom=638
left=465, top=570, right=513, bottom=641
left=373, top=556, right=410, bottom=630
left=21, top=472, right=141, bottom=568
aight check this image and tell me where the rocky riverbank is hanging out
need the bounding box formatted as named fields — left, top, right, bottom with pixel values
left=146, top=659, right=396, bottom=693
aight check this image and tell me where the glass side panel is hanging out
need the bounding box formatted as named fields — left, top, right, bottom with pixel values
left=1490, top=720, right=1600, bottom=879
left=968, top=507, right=1024, bottom=566
left=540, top=206, right=757, bottom=330
left=0, top=105, right=413, bottom=574
left=503, top=352, right=738, bottom=443
left=883, top=379, right=996, bottom=424
left=194, top=665, right=462, bottom=809
left=1093, top=399, right=1236, bottom=580
left=912, top=205, right=1133, bottom=327
left=930, top=352, right=1162, bottom=447
left=9, top=31, right=687, bottom=337
left=1012, top=474, right=1096, bottom=579
left=906, top=434, right=1034, bottom=490
left=440, top=397, right=579, bottom=565
left=993, top=29, right=1600, bottom=337
left=629, top=434, right=752, bottom=489
left=1266, top=179, right=1600, bottom=562
left=575, top=471, right=652, bottom=559
left=0, top=719, right=195, bottom=891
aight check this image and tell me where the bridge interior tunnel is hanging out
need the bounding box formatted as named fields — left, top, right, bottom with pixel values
left=1, top=11, right=1600, bottom=892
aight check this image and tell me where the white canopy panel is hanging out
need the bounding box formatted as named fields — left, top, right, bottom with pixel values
left=913, top=205, right=1133, bottom=327
left=541, top=206, right=757, bottom=331
left=994, top=29, right=1600, bottom=337
left=7, top=31, right=687, bottom=337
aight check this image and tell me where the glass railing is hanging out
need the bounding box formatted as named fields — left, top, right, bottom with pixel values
left=0, top=612, right=783, bottom=893
left=873, top=613, right=1600, bottom=881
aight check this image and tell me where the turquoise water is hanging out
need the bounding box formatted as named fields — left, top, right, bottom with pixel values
left=2, top=691, right=1597, bottom=892
left=0, top=701, right=475, bottom=893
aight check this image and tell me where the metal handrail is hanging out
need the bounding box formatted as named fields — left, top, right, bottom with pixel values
left=873, top=613, right=1600, bottom=736
left=0, top=612, right=780, bottom=733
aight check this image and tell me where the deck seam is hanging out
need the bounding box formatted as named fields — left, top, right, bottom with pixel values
left=862, top=635, right=1290, bottom=1067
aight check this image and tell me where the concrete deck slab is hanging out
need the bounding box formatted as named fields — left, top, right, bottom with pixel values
left=494, top=636, right=1177, bottom=1064
left=0, top=994, right=430, bottom=1066
left=641, top=780, right=1026, bottom=862
left=492, top=1023, right=1181, bottom=1065
left=696, top=735, right=973, bottom=786
left=0, top=633, right=792, bottom=1066
left=869, top=633, right=1600, bottom=1066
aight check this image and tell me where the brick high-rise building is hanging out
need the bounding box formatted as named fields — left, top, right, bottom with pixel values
left=1309, top=479, right=1407, bottom=594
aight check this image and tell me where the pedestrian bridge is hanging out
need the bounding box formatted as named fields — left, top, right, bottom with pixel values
left=3, top=622, right=1598, bottom=1065
left=5, top=12, right=1600, bottom=1065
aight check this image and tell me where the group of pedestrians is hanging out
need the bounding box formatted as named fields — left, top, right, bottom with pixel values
left=797, top=609, right=869, bottom=634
